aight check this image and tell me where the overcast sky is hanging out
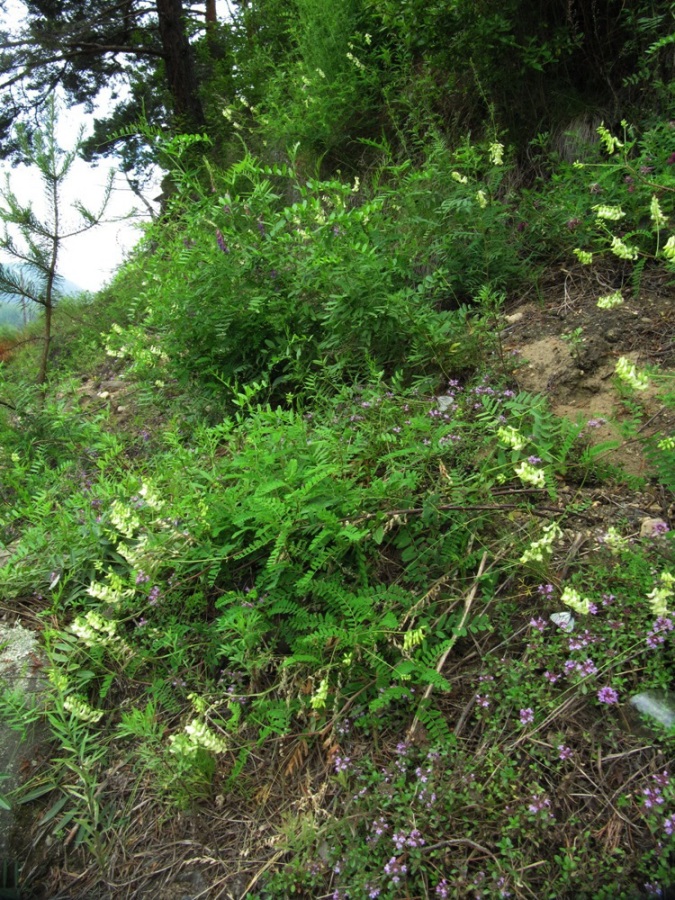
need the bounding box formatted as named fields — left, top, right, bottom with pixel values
left=0, top=0, right=230, bottom=292
left=0, top=0, right=157, bottom=295
left=0, top=104, right=154, bottom=292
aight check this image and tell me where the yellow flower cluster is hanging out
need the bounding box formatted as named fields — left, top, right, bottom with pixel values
left=596, top=290, right=623, bottom=309
left=662, top=235, right=675, bottom=260
left=594, top=204, right=625, bottom=221
left=515, top=461, right=545, bottom=488
left=561, top=587, right=592, bottom=615
left=647, top=572, right=674, bottom=618
left=497, top=425, right=526, bottom=451
left=71, top=611, right=118, bottom=648
left=403, top=626, right=426, bottom=653
left=615, top=357, right=649, bottom=391
left=574, top=249, right=593, bottom=265
left=520, top=522, right=562, bottom=564
left=64, top=695, right=104, bottom=723
left=610, top=236, right=638, bottom=260
left=489, top=142, right=504, bottom=166
left=310, top=677, right=329, bottom=710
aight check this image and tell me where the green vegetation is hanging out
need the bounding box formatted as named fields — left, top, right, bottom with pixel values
left=0, top=1, right=674, bottom=897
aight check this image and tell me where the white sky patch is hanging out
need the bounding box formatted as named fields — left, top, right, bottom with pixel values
left=0, top=0, right=230, bottom=291
left=0, top=98, right=158, bottom=292
left=0, top=0, right=236, bottom=291
left=0, top=1, right=142, bottom=293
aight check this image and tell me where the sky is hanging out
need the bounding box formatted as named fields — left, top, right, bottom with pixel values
left=0, top=0, right=230, bottom=291
left=0, top=105, right=154, bottom=293
left=0, top=0, right=231, bottom=292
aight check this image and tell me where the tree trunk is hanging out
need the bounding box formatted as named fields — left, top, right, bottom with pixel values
left=37, top=301, right=51, bottom=386
left=155, top=0, right=205, bottom=130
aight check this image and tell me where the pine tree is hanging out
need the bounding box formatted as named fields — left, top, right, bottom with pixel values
left=0, top=97, right=113, bottom=384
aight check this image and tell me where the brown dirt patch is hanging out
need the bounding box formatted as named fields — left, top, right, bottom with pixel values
left=503, top=265, right=675, bottom=475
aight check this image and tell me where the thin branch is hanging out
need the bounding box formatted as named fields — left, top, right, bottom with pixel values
left=407, top=551, right=490, bottom=741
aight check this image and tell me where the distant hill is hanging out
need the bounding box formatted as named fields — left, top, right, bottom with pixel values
left=0, top=301, right=25, bottom=328
left=0, top=264, right=85, bottom=328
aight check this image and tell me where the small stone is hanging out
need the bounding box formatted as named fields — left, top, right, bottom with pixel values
left=630, top=690, right=675, bottom=729
left=640, top=517, right=669, bottom=537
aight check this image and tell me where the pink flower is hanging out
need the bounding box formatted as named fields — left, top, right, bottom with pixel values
left=597, top=686, right=619, bottom=705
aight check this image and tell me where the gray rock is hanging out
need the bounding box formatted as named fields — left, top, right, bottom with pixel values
left=629, top=689, right=675, bottom=730
left=0, top=623, right=47, bottom=857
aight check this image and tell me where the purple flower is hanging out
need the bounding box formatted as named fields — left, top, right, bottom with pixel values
left=664, top=813, right=675, bottom=835
left=519, top=708, right=534, bottom=725
left=537, top=583, right=554, bottom=598
left=215, top=229, right=229, bottom=253
left=409, top=828, right=424, bottom=847
left=392, top=831, right=406, bottom=852
left=558, top=744, right=573, bottom=761
left=586, top=418, right=607, bottom=429
left=334, top=755, right=351, bottom=774
left=383, top=856, right=407, bottom=885
left=543, top=671, right=559, bottom=684
left=646, top=616, right=674, bottom=649
left=528, top=456, right=542, bottom=464
left=148, top=585, right=161, bottom=605
left=371, top=817, right=388, bottom=839
left=435, top=879, right=450, bottom=899
left=579, top=658, right=598, bottom=676
left=135, top=570, right=149, bottom=585
left=496, top=875, right=512, bottom=897
left=653, top=521, right=670, bottom=535
left=602, top=593, right=615, bottom=606
left=643, top=786, right=664, bottom=809
left=529, top=617, right=547, bottom=632
left=654, top=770, right=670, bottom=787
left=597, top=686, right=619, bottom=705
left=528, top=794, right=552, bottom=816
left=476, top=693, right=490, bottom=708
left=647, top=632, right=666, bottom=649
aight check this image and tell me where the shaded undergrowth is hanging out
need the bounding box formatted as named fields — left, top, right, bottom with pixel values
left=0, top=123, right=674, bottom=899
